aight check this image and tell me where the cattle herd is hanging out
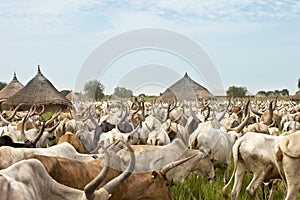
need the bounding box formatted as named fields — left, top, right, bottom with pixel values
left=0, top=97, right=300, bottom=200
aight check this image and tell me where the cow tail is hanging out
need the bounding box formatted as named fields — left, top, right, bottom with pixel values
left=221, top=138, right=242, bottom=199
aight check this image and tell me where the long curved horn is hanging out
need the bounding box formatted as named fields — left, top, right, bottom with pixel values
left=234, top=100, right=250, bottom=133
left=102, top=141, right=135, bottom=194
left=204, top=106, right=211, bottom=122
left=29, top=105, right=37, bottom=117
left=163, top=99, right=177, bottom=122
left=21, top=113, right=30, bottom=141
left=0, top=112, right=10, bottom=125
left=250, top=102, right=263, bottom=117
left=45, top=109, right=62, bottom=127
left=84, top=144, right=110, bottom=199
left=160, top=153, right=197, bottom=175
left=31, top=119, right=45, bottom=146
left=46, top=121, right=60, bottom=133
left=36, top=105, right=45, bottom=116
left=4, top=103, right=23, bottom=121
left=264, top=101, right=274, bottom=125
left=172, top=109, right=183, bottom=123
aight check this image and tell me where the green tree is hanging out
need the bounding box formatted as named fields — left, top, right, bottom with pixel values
left=280, top=89, right=289, bottom=96
left=113, top=87, right=133, bottom=98
left=83, top=80, right=105, bottom=101
left=60, top=90, right=71, bottom=97
left=298, top=78, right=300, bottom=91
left=0, top=81, right=7, bottom=90
left=226, top=86, right=247, bottom=98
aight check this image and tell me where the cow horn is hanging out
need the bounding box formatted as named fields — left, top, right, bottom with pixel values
left=234, top=100, right=250, bottom=133
left=36, top=105, right=45, bottom=115
left=84, top=144, right=110, bottom=199
left=45, top=109, right=62, bottom=127
left=160, top=153, right=197, bottom=175
left=4, top=103, right=23, bottom=121
left=250, top=102, right=263, bottom=117
left=102, top=141, right=135, bottom=194
left=46, top=121, right=60, bottom=133
left=31, top=119, right=45, bottom=146
left=20, top=113, right=31, bottom=142
left=0, top=111, right=10, bottom=126
left=203, top=106, right=211, bottom=122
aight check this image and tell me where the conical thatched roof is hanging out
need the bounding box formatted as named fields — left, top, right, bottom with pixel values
left=291, top=91, right=300, bottom=101
left=0, top=72, right=24, bottom=101
left=66, top=91, right=79, bottom=102
left=255, top=92, right=266, bottom=98
left=158, top=73, right=213, bottom=102
left=5, top=66, right=71, bottom=109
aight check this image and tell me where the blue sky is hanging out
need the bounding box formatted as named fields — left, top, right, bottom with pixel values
left=0, top=0, right=299, bottom=96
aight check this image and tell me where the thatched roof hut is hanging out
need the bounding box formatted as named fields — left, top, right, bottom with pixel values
left=255, top=92, right=266, bottom=99
left=5, top=66, right=71, bottom=112
left=0, top=72, right=24, bottom=102
left=66, top=91, right=79, bottom=102
left=290, top=91, right=300, bottom=102
left=158, top=73, right=213, bottom=102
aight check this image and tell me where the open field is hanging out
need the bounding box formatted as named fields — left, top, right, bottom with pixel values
left=171, top=166, right=286, bottom=200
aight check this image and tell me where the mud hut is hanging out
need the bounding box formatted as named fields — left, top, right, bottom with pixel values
left=0, top=72, right=24, bottom=102
left=158, top=73, right=213, bottom=102
left=66, top=91, right=79, bottom=102
left=5, top=66, right=71, bottom=112
left=290, top=91, right=300, bottom=102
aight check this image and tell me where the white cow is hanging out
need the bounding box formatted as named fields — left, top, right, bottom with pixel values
left=275, top=130, right=300, bottom=200
left=189, top=120, right=233, bottom=182
left=117, top=138, right=215, bottom=183
left=0, top=142, right=97, bottom=169
left=222, top=132, right=283, bottom=200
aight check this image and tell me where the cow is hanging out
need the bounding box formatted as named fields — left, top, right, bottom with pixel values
left=222, top=132, right=283, bottom=200
left=25, top=140, right=178, bottom=200
left=0, top=142, right=96, bottom=169
left=1, top=111, right=56, bottom=148
left=0, top=141, right=134, bottom=200
left=189, top=101, right=251, bottom=183
left=275, top=130, right=300, bottom=200
left=0, top=118, right=45, bottom=148
left=57, top=131, right=89, bottom=154
left=117, top=138, right=215, bottom=184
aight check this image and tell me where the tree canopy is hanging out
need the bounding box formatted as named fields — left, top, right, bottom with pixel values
left=226, top=86, right=247, bottom=98
left=257, top=89, right=289, bottom=97
left=113, top=87, right=133, bottom=98
left=298, top=78, right=300, bottom=91
left=60, top=90, right=71, bottom=97
left=0, top=81, right=7, bottom=90
left=83, top=80, right=105, bottom=101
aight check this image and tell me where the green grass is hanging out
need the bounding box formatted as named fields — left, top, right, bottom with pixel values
left=171, top=166, right=286, bottom=200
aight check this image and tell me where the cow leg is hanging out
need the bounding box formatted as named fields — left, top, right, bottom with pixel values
left=283, top=157, right=300, bottom=200
left=223, top=163, right=231, bottom=183
left=246, top=173, right=266, bottom=200
left=231, top=167, right=246, bottom=200
left=268, top=179, right=281, bottom=200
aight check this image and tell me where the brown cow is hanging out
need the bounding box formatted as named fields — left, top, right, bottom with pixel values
left=57, top=132, right=89, bottom=154
left=26, top=152, right=192, bottom=200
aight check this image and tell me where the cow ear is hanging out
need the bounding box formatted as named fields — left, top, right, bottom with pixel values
left=151, top=171, right=158, bottom=179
